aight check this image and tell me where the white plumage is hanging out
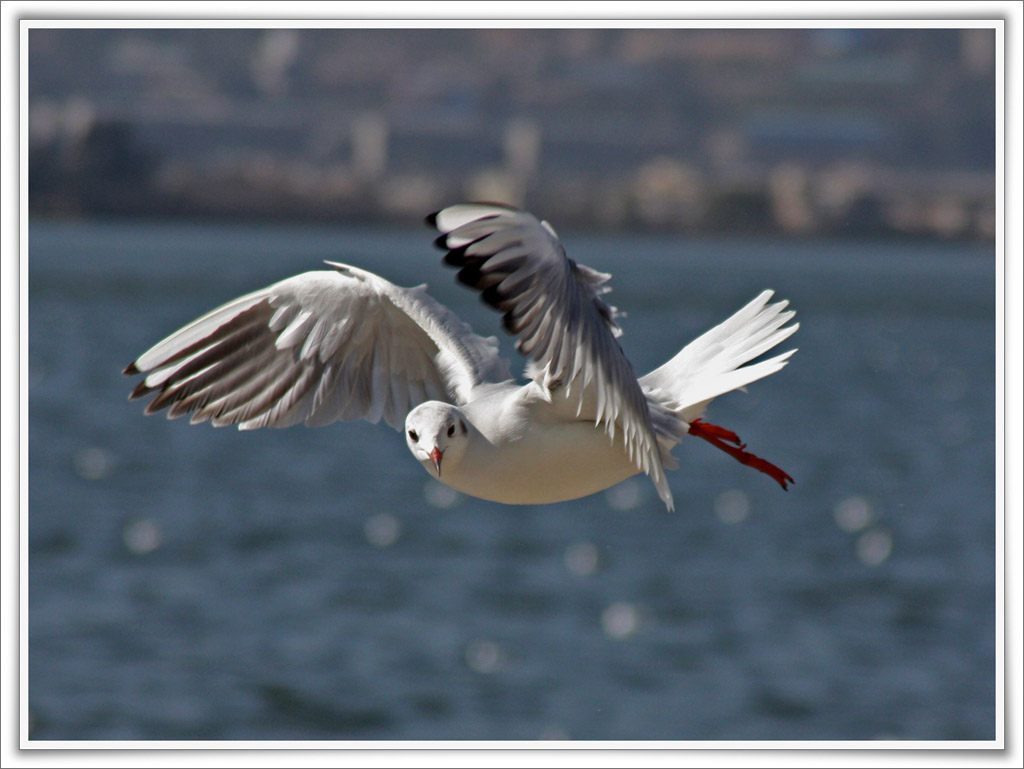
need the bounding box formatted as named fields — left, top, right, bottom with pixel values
left=126, top=203, right=799, bottom=510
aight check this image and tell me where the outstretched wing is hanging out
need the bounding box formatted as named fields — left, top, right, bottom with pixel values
left=428, top=203, right=671, bottom=508
left=124, top=262, right=511, bottom=430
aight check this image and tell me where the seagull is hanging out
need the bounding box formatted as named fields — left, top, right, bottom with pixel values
left=124, top=203, right=798, bottom=511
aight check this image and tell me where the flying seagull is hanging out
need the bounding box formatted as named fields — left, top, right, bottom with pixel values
left=124, top=203, right=798, bottom=511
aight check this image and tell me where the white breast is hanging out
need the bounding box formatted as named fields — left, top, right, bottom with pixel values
left=441, top=388, right=641, bottom=505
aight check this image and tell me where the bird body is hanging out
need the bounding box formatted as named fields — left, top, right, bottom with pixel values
left=405, top=383, right=643, bottom=505
left=125, top=203, right=799, bottom=510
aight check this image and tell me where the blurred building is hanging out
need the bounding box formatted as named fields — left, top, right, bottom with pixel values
left=27, top=27, right=997, bottom=239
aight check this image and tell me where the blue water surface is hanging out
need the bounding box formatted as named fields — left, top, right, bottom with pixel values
left=27, top=219, right=997, bottom=742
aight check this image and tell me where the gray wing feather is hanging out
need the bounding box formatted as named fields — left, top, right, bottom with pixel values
left=429, top=203, right=671, bottom=508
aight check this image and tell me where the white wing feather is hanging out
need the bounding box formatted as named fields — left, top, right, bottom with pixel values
left=125, top=262, right=511, bottom=430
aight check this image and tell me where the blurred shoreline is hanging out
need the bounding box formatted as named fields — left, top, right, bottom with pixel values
left=27, top=163, right=995, bottom=243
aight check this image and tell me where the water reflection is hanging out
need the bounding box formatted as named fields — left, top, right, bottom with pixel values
left=122, top=517, right=162, bottom=555
left=564, top=541, right=600, bottom=577
left=423, top=480, right=461, bottom=509
left=856, top=527, right=894, bottom=567
left=364, top=513, right=401, bottom=548
left=72, top=446, right=117, bottom=481
left=714, top=489, right=751, bottom=524
left=465, top=639, right=504, bottom=674
left=604, top=478, right=643, bottom=511
left=601, top=602, right=641, bottom=640
left=834, top=495, right=873, bottom=532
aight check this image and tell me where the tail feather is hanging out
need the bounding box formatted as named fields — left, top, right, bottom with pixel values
left=641, top=290, right=798, bottom=423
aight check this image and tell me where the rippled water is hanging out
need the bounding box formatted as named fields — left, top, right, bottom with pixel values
left=27, top=219, right=997, bottom=742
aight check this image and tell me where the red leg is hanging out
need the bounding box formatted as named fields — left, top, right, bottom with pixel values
left=688, top=418, right=795, bottom=490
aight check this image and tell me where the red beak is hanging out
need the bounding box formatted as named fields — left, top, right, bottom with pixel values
left=430, top=446, right=444, bottom=476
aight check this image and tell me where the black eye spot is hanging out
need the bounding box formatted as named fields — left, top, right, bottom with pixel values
left=408, top=430, right=419, bottom=442
left=447, top=424, right=455, bottom=438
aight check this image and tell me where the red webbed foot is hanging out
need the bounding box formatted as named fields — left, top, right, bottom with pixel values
left=687, top=418, right=795, bottom=490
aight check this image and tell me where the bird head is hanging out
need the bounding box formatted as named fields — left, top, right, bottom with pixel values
left=404, top=402, right=471, bottom=479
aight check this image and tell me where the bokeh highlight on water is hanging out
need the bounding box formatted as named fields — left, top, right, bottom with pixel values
left=27, top=219, right=996, bottom=741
